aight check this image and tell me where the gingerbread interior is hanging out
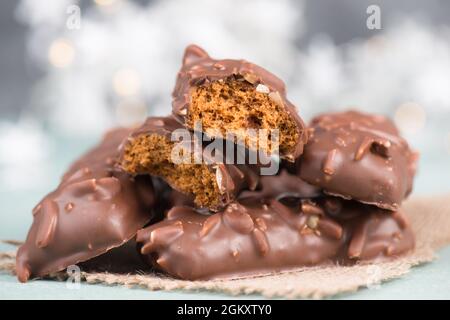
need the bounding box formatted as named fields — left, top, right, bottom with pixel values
left=121, top=134, right=221, bottom=208
left=187, top=78, right=299, bottom=155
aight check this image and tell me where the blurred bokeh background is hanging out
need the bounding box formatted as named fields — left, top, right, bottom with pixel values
left=1, top=0, right=450, bottom=239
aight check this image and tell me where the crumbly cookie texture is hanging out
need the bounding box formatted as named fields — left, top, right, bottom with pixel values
left=120, top=116, right=259, bottom=211
left=122, top=133, right=220, bottom=209
left=188, top=77, right=300, bottom=156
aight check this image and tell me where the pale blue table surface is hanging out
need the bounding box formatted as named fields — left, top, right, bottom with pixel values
left=1, top=137, right=450, bottom=299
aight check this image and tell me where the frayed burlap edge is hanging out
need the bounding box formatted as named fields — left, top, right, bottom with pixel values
left=1, top=195, right=449, bottom=299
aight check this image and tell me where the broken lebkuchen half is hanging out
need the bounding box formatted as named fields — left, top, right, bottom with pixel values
left=16, top=128, right=156, bottom=282
left=119, top=116, right=259, bottom=211
left=172, top=44, right=308, bottom=161
left=299, top=110, right=418, bottom=210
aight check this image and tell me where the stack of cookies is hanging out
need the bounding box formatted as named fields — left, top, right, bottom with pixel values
left=16, top=45, right=418, bottom=282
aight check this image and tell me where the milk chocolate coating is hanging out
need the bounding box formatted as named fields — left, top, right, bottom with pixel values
left=299, top=111, right=418, bottom=210
left=239, top=168, right=321, bottom=201
left=321, top=197, right=415, bottom=261
left=136, top=195, right=414, bottom=280
left=16, top=128, right=156, bottom=282
left=119, top=116, right=260, bottom=211
left=172, top=45, right=308, bottom=160
left=121, top=115, right=182, bottom=142
left=136, top=198, right=346, bottom=280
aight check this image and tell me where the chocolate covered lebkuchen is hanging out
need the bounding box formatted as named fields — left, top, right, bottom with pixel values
left=16, top=128, right=157, bottom=282
left=136, top=191, right=414, bottom=280
left=299, top=111, right=418, bottom=210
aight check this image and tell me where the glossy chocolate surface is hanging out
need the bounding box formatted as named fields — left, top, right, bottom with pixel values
left=16, top=128, right=156, bottom=282
left=137, top=194, right=414, bottom=280
left=239, top=168, right=321, bottom=201
left=299, top=111, right=418, bottom=210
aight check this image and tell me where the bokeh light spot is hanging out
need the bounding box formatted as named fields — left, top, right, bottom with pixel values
left=94, top=0, right=117, bottom=6
left=394, top=102, right=426, bottom=135
left=48, top=38, right=75, bottom=68
left=112, top=68, right=141, bottom=97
